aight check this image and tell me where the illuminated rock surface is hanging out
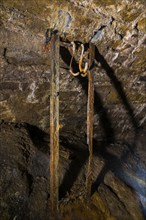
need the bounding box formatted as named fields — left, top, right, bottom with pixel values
left=0, top=0, right=146, bottom=219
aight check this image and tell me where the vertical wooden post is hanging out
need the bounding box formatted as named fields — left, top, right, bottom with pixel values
left=50, top=32, right=60, bottom=212
left=86, top=42, right=95, bottom=199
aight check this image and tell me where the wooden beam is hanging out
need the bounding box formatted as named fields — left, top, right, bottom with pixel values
left=86, top=42, right=95, bottom=199
left=50, top=32, right=60, bottom=212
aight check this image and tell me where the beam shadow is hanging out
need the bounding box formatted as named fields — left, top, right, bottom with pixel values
left=26, top=43, right=142, bottom=209
left=60, top=46, right=115, bottom=144
left=59, top=147, right=88, bottom=199
left=92, top=137, right=146, bottom=198
left=25, top=122, right=145, bottom=217
left=60, top=44, right=143, bottom=203
left=94, top=46, right=139, bottom=132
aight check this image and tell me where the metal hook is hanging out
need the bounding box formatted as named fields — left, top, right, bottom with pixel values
left=81, top=62, right=88, bottom=77
left=69, top=42, right=80, bottom=76
left=79, top=44, right=88, bottom=76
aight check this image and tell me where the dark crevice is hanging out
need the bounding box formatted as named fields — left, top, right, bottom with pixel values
left=91, top=164, right=109, bottom=194
left=26, top=124, right=49, bottom=154
left=25, top=171, right=34, bottom=197
left=59, top=150, right=88, bottom=199
left=90, top=25, right=106, bottom=42
left=3, top=48, right=10, bottom=64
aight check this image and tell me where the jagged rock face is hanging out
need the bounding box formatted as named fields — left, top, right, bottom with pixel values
left=0, top=0, right=146, bottom=141
left=0, top=122, right=145, bottom=219
left=0, top=1, right=146, bottom=219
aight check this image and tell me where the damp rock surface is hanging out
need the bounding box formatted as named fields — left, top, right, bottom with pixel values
left=0, top=122, right=145, bottom=219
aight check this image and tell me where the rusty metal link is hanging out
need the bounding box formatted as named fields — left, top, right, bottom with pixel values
left=79, top=44, right=88, bottom=77
left=69, top=42, right=89, bottom=77
left=69, top=42, right=80, bottom=76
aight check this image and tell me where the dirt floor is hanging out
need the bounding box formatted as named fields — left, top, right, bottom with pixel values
left=0, top=121, right=145, bottom=220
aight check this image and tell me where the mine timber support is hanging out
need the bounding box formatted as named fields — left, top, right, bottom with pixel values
left=86, top=42, right=95, bottom=199
left=50, top=32, right=60, bottom=212
left=49, top=30, right=95, bottom=210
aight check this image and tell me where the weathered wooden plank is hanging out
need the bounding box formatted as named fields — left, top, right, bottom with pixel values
left=50, top=32, right=60, bottom=212
left=86, top=43, right=95, bottom=199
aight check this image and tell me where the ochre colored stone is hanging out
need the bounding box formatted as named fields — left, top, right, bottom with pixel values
left=138, top=18, right=146, bottom=33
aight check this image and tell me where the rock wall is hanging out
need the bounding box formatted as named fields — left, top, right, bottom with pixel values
left=0, top=122, right=145, bottom=219
left=0, top=1, right=146, bottom=219
left=0, top=0, right=146, bottom=142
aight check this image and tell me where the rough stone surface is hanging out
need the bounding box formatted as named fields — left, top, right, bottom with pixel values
left=0, top=0, right=146, bottom=142
left=0, top=0, right=146, bottom=219
left=0, top=122, right=145, bottom=219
